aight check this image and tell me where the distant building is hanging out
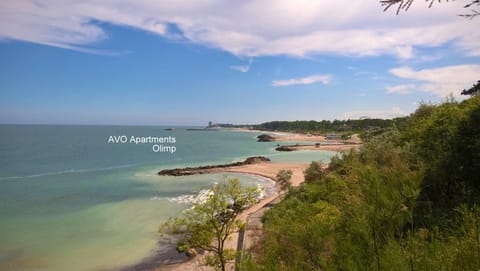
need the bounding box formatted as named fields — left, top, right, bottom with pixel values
left=208, top=121, right=212, bottom=127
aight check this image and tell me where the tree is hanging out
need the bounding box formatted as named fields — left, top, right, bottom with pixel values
left=276, top=169, right=293, bottom=191
left=461, top=80, right=480, bottom=96
left=381, top=0, right=480, bottom=18
left=304, top=161, right=324, bottom=182
left=160, top=178, right=260, bottom=271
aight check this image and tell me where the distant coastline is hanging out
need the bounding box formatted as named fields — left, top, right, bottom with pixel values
left=148, top=130, right=362, bottom=271
left=275, top=143, right=362, bottom=152
left=151, top=130, right=347, bottom=270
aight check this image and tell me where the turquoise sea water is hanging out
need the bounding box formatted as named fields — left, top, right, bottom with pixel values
left=0, top=125, right=335, bottom=271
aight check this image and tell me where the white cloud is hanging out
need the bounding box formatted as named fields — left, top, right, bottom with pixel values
left=230, top=65, right=250, bottom=72
left=230, top=59, right=252, bottom=72
left=386, top=84, right=416, bottom=94
left=0, top=1, right=479, bottom=58
left=395, top=46, right=414, bottom=59
left=272, top=74, right=332, bottom=87
left=389, top=64, right=480, bottom=97
left=342, top=107, right=406, bottom=119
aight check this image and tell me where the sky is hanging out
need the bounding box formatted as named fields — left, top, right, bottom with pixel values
left=0, top=0, right=479, bottom=126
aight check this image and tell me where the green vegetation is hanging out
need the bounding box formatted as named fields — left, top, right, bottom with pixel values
left=254, top=118, right=407, bottom=137
left=160, top=178, right=260, bottom=271
left=276, top=169, right=293, bottom=191
left=303, top=161, right=324, bottom=182
left=240, top=95, right=480, bottom=270
left=461, top=80, right=480, bottom=96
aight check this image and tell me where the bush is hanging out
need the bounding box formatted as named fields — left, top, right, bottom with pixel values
left=241, top=96, right=480, bottom=271
left=276, top=169, right=293, bottom=191
left=304, top=161, right=324, bottom=182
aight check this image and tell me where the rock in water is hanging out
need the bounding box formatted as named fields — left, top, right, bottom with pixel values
left=257, top=134, right=275, bottom=142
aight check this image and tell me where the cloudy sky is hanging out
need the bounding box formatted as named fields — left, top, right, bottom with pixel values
left=1, top=0, right=479, bottom=125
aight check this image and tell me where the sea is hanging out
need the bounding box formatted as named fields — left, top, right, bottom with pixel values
left=0, top=125, right=336, bottom=271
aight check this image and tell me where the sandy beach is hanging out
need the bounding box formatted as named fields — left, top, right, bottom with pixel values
left=272, top=132, right=362, bottom=144
left=153, top=160, right=313, bottom=271
left=277, top=143, right=362, bottom=152
left=272, top=134, right=326, bottom=142
left=225, top=161, right=308, bottom=187
left=153, top=131, right=361, bottom=270
left=232, top=128, right=326, bottom=142
left=233, top=128, right=364, bottom=145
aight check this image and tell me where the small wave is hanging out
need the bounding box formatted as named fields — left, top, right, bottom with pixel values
left=205, top=172, right=276, bottom=198
left=0, top=163, right=138, bottom=181
left=134, top=171, right=159, bottom=178
left=166, top=182, right=267, bottom=206
left=246, top=174, right=275, bottom=197
left=167, top=189, right=214, bottom=204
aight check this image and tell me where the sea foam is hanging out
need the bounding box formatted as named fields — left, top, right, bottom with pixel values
left=166, top=189, right=214, bottom=204
left=161, top=180, right=270, bottom=205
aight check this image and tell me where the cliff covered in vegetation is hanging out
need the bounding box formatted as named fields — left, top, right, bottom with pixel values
left=240, top=96, right=480, bottom=270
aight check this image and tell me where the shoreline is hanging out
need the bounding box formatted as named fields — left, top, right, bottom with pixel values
left=151, top=159, right=313, bottom=271
left=235, top=128, right=362, bottom=144
left=218, top=128, right=363, bottom=145
left=276, top=143, right=362, bottom=152
left=148, top=129, right=358, bottom=270
left=126, top=168, right=285, bottom=271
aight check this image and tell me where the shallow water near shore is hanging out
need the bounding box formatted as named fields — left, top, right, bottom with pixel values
left=0, top=125, right=335, bottom=271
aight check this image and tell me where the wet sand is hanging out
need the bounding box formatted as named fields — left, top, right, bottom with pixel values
left=152, top=161, right=312, bottom=271
left=151, top=131, right=362, bottom=270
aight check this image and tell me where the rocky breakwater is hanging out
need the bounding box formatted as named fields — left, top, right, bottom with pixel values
left=158, top=156, right=271, bottom=176
left=257, top=134, right=276, bottom=142
left=275, top=145, right=296, bottom=151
